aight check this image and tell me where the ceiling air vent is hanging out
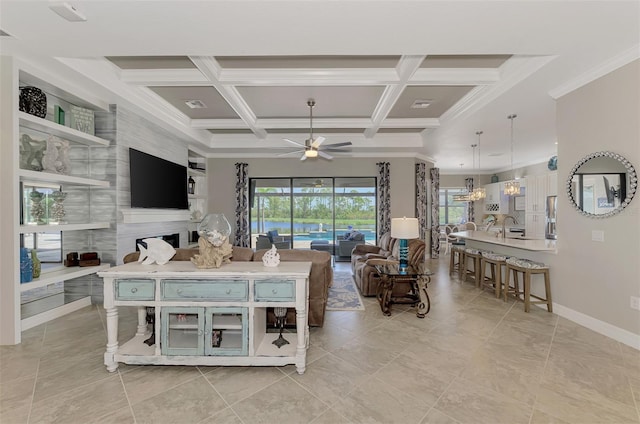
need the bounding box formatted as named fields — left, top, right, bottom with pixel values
left=185, top=100, right=207, bottom=109
left=411, top=99, right=432, bottom=109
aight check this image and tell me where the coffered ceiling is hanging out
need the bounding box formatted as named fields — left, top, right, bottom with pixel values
left=1, top=1, right=638, bottom=172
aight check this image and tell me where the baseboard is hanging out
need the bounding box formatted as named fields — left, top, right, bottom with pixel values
left=537, top=302, right=640, bottom=350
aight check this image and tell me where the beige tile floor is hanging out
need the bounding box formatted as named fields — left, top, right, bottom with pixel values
left=1, top=256, right=639, bottom=424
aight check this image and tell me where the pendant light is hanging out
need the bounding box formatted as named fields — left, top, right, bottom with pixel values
left=453, top=163, right=471, bottom=202
left=472, top=131, right=486, bottom=201
left=504, top=114, right=521, bottom=196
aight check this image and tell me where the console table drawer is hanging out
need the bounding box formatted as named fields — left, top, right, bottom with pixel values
left=254, top=280, right=295, bottom=301
left=115, top=279, right=155, bottom=300
left=162, top=280, right=248, bottom=301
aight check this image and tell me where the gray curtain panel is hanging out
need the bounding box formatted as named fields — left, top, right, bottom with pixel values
left=430, top=167, right=440, bottom=259
left=465, top=177, right=475, bottom=223
left=377, top=162, right=391, bottom=237
left=415, top=163, right=428, bottom=240
left=234, top=163, right=250, bottom=247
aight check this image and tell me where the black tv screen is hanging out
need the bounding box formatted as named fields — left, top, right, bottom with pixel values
left=129, top=148, right=188, bottom=209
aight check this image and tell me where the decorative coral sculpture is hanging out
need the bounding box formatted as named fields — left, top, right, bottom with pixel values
left=191, top=214, right=233, bottom=269
left=262, top=245, right=280, bottom=267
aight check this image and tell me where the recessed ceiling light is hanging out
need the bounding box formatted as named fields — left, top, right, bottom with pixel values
left=411, top=100, right=432, bottom=109
left=185, top=100, right=207, bottom=109
left=49, top=2, right=87, bottom=22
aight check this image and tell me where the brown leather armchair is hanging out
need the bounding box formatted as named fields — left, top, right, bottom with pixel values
left=353, top=238, right=426, bottom=296
left=350, top=232, right=396, bottom=274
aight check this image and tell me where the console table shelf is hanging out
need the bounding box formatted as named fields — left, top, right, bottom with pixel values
left=99, top=261, right=311, bottom=374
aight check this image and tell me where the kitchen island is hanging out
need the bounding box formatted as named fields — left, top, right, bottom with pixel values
left=451, top=230, right=556, bottom=253
left=451, top=230, right=558, bottom=311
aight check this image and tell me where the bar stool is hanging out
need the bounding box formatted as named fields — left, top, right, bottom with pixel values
left=480, top=252, right=507, bottom=298
left=504, top=257, right=553, bottom=312
left=463, top=248, right=483, bottom=286
left=449, top=245, right=465, bottom=276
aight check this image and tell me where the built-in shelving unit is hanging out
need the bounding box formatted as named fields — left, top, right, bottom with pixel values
left=187, top=149, right=207, bottom=246
left=0, top=61, right=114, bottom=344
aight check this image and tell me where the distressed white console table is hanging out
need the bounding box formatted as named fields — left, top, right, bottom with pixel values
left=99, top=261, right=311, bottom=374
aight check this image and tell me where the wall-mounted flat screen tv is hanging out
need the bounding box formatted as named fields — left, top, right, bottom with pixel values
left=129, top=148, right=188, bottom=209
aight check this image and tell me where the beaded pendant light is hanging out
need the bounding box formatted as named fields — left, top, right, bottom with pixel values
left=504, top=114, right=521, bottom=196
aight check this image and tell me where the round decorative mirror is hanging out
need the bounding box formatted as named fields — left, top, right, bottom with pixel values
left=566, top=151, right=637, bottom=218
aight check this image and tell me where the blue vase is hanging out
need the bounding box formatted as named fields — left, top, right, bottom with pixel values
left=20, top=248, right=33, bottom=283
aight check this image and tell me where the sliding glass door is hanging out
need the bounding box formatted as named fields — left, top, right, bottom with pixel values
left=250, top=177, right=377, bottom=254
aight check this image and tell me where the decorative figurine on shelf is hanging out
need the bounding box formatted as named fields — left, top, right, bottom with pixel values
left=41, top=136, right=71, bottom=175
left=272, top=307, right=289, bottom=348
left=262, top=245, right=280, bottom=267
left=51, top=190, right=67, bottom=224
left=19, top=86, right=47, bottom=118
left=29, top=190, right=46, bottom=225
left=31, top=249, right=41, bottom=279
left=144, top=306, right=155, bottom=346
left=20, top=248, right=33, bottom=283
left=188, top=176, right=195, bottom=194
left=19, top=134, right=45, bottom=171
left=137, top=238, right=177, bottom=265
left=191, top=213, right=233, bottom=269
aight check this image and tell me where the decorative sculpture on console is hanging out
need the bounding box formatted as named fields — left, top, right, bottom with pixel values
left=262, top=245, right=280, bottom=267
left=191, top=213, right=233, bottom=269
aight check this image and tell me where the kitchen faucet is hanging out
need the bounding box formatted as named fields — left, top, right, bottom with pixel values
left=501, top=215, right=518, bottom=239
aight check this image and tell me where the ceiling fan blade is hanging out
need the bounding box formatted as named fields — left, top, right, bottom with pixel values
left=324, top=148, right=350, bottom=152
left=318, top=151, right=333, bottom=160
left=283, top=138, right=305, bottom=148
left=300, top=153, right=308, bottom=161
left=324, top=141, right=352, bottom=148
left=311, top=136, right=326, bottom=148
left=276, top=150, right=303, bottom=157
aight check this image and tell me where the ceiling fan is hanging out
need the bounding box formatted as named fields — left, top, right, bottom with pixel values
left=278, top=99, right=352, bottom=161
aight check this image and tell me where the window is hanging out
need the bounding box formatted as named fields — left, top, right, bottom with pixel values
left=439, top=188, right=469, bottom=225
left=250, top=177, right=377, bottom=250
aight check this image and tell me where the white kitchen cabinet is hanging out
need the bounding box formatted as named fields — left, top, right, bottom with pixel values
left=482, top=182, right=510, bottom=214
left=525, top=172, right=557, bottom=238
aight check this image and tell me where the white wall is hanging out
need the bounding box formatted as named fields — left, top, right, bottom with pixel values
left=207, top=156, right=432, bottom=235
left=556, top=60, right=640, bottom=340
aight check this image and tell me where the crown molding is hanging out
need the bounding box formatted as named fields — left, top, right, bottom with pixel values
left=439, top=55, right=557, bottom=127
left=218, top=68, right=398, bottom=86
left=548, top=45, right=640, bottom=99
left=55, top=57, right=211, bottom=147
left=380, top=118, right=440, bottom=129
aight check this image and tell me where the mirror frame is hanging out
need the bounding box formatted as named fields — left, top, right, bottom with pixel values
left=566, top=151, right=637, bottom=218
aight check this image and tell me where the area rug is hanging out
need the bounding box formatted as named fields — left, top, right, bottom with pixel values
left=326, top=272, right=365, bottom=311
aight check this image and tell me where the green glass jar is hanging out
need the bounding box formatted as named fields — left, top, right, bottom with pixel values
left=31, top=249, right=41, bottom=279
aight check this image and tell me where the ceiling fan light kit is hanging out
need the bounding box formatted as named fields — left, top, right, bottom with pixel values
left=279, top=99, right=352, bottom=161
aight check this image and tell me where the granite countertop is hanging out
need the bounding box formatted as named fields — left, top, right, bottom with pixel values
left=450, top=230, right=557, bottom=252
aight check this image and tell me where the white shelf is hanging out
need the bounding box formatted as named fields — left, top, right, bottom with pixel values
left=187, top=168, right=206, bottom=177
left=121, top=208, right=191, bottom=224
left=19, top=169, right=110, bottom=187
left=20, top=222, right=110, bottom=233
left=21, top=295, right=92, bottom=331
left=20, top=264, right=110, bottom=292
left=255, top=333, right=297, bottom=357
left=211, top=314, right=243, bottom=330
left=19, top=111, right=110, bottom=147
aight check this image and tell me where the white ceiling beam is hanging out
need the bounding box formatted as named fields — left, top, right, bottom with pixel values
left=190, top=119, right=248, bottom=129
left=379, top=118, right=440, bottom=129
left=410, top=68, right=500, bottom=86
left=119, top=67, right=500, bottom=88
left=256, top=118, right=373, bottom=129
left=217, top=68, right=398, bottom=86
left=119, top=68, right=207, bottom=85
left=364, top=55, right=425, bottom=138
left=189, top=55, right=267, bottom=139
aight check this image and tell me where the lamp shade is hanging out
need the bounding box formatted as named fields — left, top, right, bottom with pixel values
left=390, top=217, right=419, bottom=239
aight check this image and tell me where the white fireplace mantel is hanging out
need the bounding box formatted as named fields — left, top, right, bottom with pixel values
left=121, top=208, right=191, bottom=224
